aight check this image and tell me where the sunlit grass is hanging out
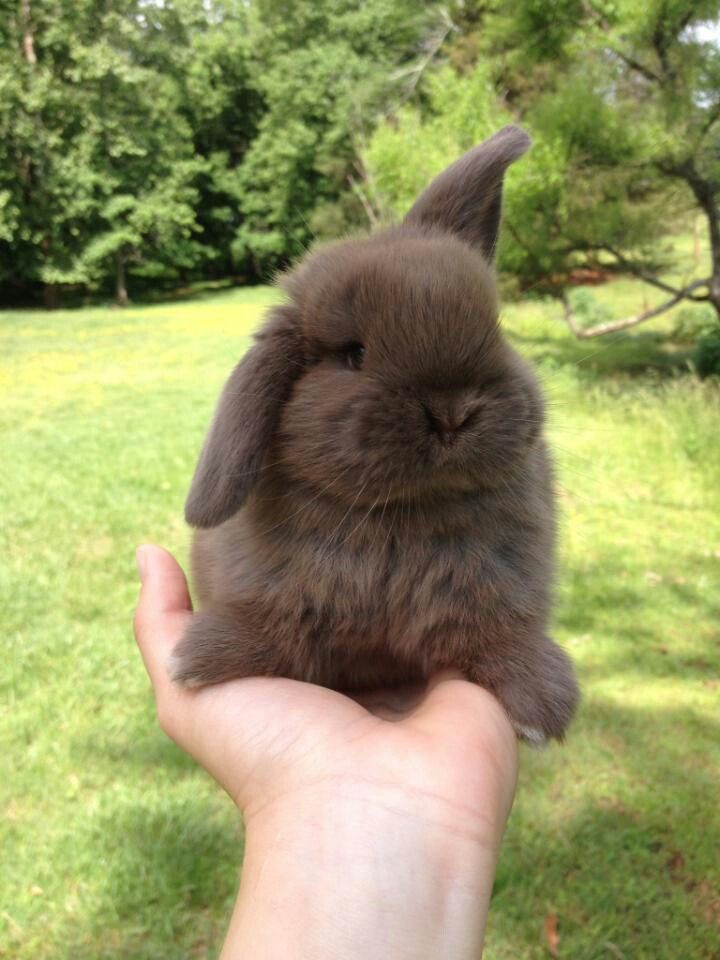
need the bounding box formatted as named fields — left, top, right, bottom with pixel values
left=2, top=278, right=719, bottom=958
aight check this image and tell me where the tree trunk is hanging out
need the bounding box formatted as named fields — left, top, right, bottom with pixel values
left=21, top=0, right=37, bottom=64
left=116, top=252, right=129, bottom=307
left=665, top=158, right=720, bottom=284
left=43, top=283, right=58, bottom=310
left=708, top=282, right=720, bottom=320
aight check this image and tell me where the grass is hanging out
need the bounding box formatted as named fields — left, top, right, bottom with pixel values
left=1, top=264, right=719, bottom=958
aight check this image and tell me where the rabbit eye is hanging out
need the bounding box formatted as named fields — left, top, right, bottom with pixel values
left=343, top=342, right=365, bottom=371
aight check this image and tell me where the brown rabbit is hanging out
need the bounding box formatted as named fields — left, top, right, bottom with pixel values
left=172, top=125, right=579, bottom=744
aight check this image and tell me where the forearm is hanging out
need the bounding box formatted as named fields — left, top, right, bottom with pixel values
left=221, top=782, right=508, bottom=960
left=133, top=549, right=519, bottom=958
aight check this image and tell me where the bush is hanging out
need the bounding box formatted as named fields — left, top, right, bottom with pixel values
left=695, top=322, right=720, bottom=377
left=566, top=287, right=614, bottom=330
left=671, top=304, right=717, bottom=342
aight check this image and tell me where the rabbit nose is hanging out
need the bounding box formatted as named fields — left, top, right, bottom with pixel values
left=424, top=395, right=477, bottom=442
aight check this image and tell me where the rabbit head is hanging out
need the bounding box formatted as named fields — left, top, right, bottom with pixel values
left=186, top=125, right=539, bottom=526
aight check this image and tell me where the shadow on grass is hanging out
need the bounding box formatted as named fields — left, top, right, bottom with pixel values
left=510, top=327, right=696, bottom=381
left=0, top=278, right=279, bottom=316
left=127, top=277, right=243, bottom=306
left=60, top=698, right=719, bottom=959
left=558, top=562, right=720, bottom=682
left=68, top=707, right=199, bottom=778
left=92, top=728, right=200, bottom=774
left=128, top=279, right=278, bottom=308
left=64, top=795, right=240, bottom=960
left=492, top=697, right=720, bottom=959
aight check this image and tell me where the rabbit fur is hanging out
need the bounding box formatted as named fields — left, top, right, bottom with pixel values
left=171, top=125, right=579, bottom=744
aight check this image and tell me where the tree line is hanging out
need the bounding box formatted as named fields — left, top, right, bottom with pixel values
left=1, top=0, right=436, bottom=306
left=2, top=0, right=720, bottom=349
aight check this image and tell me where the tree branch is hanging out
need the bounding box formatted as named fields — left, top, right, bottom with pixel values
left=652, top=25, right=673, bottom=81
left=21, top=0, right=37, bottom=64
left=659, top=157, right=720, bottom=274
left=560, top=278, right=711, bottom=339
left=392, top=10, right=455, bottom=108
left=347, top=171, right=380, bottom=228
left=503, top=221, right=562, bottom=288
left=600, top=245, right=710, bottom=300
left=695, top=97, right=720, bottom=141
left=346, top=129, right=390, bottom=227
left=607, top=46, right=660, bottom=83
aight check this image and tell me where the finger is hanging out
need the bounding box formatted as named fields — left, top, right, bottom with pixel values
left=133, top=544, right=193, bottom=692
left=136, top=544, right=193, bottom=615
left=410, top=671, right=515, bottom=748
left=410, top=673, right=519, bottom=815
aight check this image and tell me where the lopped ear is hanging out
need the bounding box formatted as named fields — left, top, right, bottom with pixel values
left=403, top=125, right=531, bottom=261
left=185, top=306, right=304, bottom=528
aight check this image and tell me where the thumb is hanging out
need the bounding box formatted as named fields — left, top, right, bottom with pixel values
left=410, top=671, right=518, bottom=765
left=133, top=545, right=192, bottom=692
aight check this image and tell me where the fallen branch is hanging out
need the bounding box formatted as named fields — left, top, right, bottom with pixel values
left=560, top=278, right=711, bottom=338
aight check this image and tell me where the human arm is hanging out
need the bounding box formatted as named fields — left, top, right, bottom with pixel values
left=133, top=545, right=518, bottom=959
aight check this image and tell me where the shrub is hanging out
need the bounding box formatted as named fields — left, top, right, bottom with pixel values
left=671, top=304, right=717, bottom=342
left=566, top=287, right=614, bottom=330
left=695, top=321, right=720, bottom=378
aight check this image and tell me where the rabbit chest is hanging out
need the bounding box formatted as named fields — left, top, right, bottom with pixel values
left=191, top=473, right=553, bottom=686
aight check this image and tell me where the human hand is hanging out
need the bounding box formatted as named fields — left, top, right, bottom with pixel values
left=134, top=544, right=518, bottom=959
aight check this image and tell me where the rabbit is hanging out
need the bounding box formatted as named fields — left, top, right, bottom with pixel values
left=171, top=125, right=579, bottom=745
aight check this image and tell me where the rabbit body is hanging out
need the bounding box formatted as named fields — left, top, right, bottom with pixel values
left=172, top=127, right=579, bottom=743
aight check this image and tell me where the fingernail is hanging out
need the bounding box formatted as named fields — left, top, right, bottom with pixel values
left=136, top=546, right=149, bottom=581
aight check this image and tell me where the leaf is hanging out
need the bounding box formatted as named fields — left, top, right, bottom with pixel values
left=545, top=912, right=560, bottom=956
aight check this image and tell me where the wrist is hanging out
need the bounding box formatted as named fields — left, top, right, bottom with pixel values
left=224, top=776, right=513, bottom=960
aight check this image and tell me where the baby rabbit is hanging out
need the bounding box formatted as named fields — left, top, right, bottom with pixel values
left=172, top=125, right=579, bottom=744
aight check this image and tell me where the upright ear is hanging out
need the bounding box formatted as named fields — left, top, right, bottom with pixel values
left=185, top=306, right=303, bottom=528
left=403, top=125, right=531, bottom=261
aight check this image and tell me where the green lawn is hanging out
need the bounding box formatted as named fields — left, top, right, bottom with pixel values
left=2, top=273, right=719, bottom=958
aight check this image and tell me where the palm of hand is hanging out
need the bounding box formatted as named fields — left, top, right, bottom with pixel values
left=134, top=546, right=517, bottom=838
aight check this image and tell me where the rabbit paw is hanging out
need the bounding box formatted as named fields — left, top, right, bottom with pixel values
left=169, top=609, right=271, bottom=688
left=494, top=638, right=579, bottom=746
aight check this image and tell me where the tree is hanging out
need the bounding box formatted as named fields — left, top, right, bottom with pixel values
left=365, top=0, right=720, bottom=337
left=0, top=0, right=98, bottom=306
left=494, top=0, right=720, bottom=337
left=364, top=60, right=571, bottom=307
left=68, top=26, right=205, bottom=306
left=0, top=0, right=251, bottom=306
left=161, top=0, right=263, bottom=283
left=2, top=0, right=438, bottom=301
left=232, top=0, right=444, bottom=275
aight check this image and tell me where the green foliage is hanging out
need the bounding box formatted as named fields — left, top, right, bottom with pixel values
left=2, top=286, right=719, bottom=957
left=365, top=63, right=571, bottom=281
left=671, top=303, right=718, bottom=341
left=233, top=0, right=437, bottom=271
left=366, top=0, right=720, bottom=310
left=176, top=3, right=264, bottom=279
left=367, top=64, right=512, bottom=215
left=0, top=0, right=441, bottom=302
left=0, top=1, right=235, bottom=303
left=565, top=287, right=614, bottom=330
left=695, top=320, right=720, bottom=376
left=3, top=0, right=720, bottom=312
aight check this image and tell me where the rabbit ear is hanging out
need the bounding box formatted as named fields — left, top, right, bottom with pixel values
left=185, top=307, right=303, bottom=528
left=404, top=125, right=531, bottom=261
